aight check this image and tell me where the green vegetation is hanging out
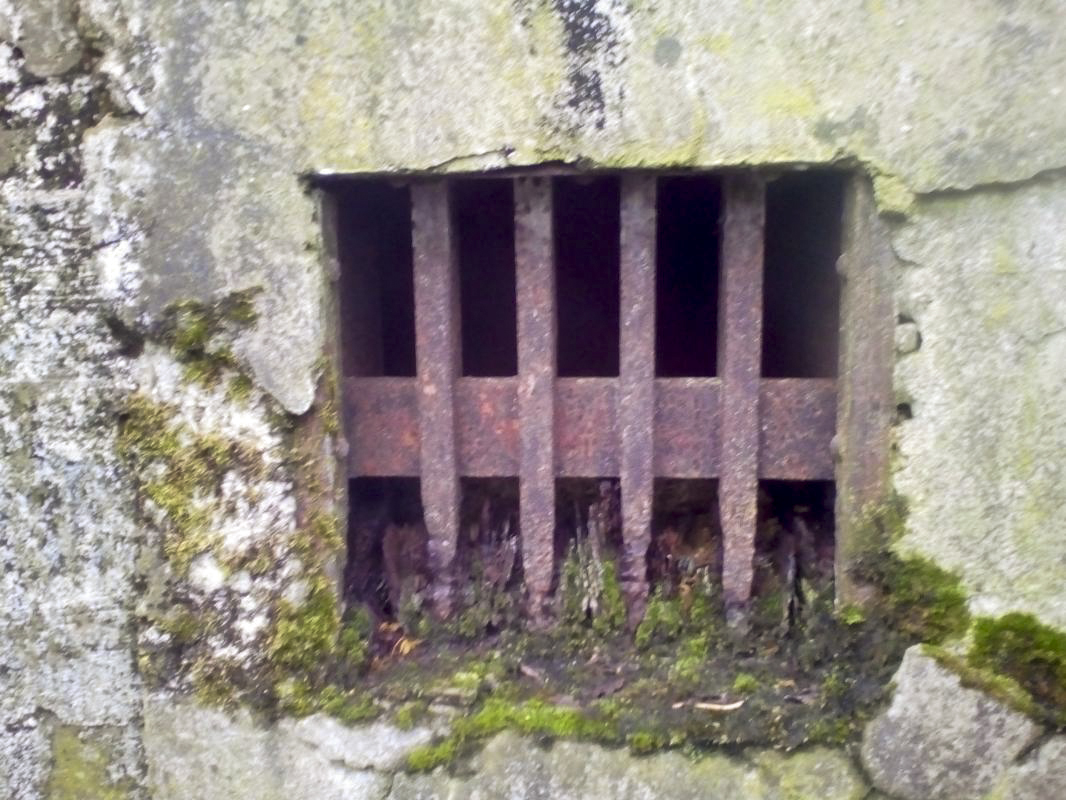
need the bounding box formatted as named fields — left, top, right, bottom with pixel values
left=634, top=587, right=683, bottom=649
left=558, top=541, right=626, bottom=637
left=924, top=645, right=1042, bottom=722
left=968, top=612, right=1066, bottom=724
left=731, top=672, right=759, bottom=695
left=275, top=679, right=380, bottom=723
left=269, top=577, right=341, bottom=673
left=406, top=698, right=620, bottom=771
left=117, top=394, right=258, bottom=574
left=159, top=290, right=259, bottom=388
left=854, top=549, right=970, bottom=644
left=47, top=727, right=133, bottom=800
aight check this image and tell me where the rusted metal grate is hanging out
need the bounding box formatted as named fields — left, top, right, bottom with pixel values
left=339, top=172, right=838, bottom=619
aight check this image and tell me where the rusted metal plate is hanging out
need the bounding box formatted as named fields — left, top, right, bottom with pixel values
left=515, top=176, right=557, bottom=616
left=554, top=379, right=618, bottom=477
left=619, top=175, right=657, bottom=616
left=411, top=182, right=461, bottom=615
left=346, top=377, right=420, bottom=476
left=455, top=377, right=519, bottom=476
left=654, top=378, right=721, bottom=477
left=717, top=175, right=765, bottom=607
left=759, top=379, right=837, bottom=480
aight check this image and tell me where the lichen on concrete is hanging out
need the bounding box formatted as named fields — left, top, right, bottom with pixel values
left=892, top=176, right=1066, bottom=628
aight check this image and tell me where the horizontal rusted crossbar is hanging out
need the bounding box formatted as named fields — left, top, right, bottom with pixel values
left=340, top=172, right=838, bottom=616
left=345, top=376, right=835, bottom=480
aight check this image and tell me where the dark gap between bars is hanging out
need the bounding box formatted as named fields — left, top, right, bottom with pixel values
left=762, top=171, right=844, bottom=379
left=554, top=176, right=621, bottom=377
left=656, top=175, right=722, bottom=378
left=334, top=182, right=417, bottom=377
left=454, top=179, right=518, bottom=377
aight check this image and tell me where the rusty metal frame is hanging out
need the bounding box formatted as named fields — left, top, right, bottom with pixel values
left=340, top=170, right=857, bottom=615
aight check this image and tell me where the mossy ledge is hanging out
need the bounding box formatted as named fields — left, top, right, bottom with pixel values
left=966, top=612, right=1066, bottom=727
left=170, top=490, right=976, bottom=767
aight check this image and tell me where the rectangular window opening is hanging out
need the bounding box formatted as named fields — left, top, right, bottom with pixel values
left=753, top=480, right=836, bottom=627
left=761, top=172, right=844, bottom=378
left=345, top=477, right=425, bottom=617
left=648, top=479, right=721, bottom=592
left=455, top=179, right=518, bottom=376
left=555, top=177, right=621, bottom=377
left=333, top=183, right=417, bottom=377
left=655, top=176, right=722, bottom=377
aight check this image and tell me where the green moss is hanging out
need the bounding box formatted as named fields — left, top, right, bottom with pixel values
left=837, top=605, right=866, bottom=626
left=851, top=493, right=909, bottom=551
left=806, top=717, right=854, bottom=746
left=558, top=539, right=626, bottom=637
left=159, top=291, right=259, bottom=389
left=731, top=672, right=759, bottom=695
left=47, top=727, right=132, bottom=800
left=226, top=373, right=254, bottom=403
left=924, top=645, right=1044, bottom=722
left=393, top=700, right=430, bottom=730
left=406, top=698, right=620, bottom=772
left=269, top=577, right=340, bottom=672
left=855, top=547, right=970, bottom=644
left=635, top=587, right=683, bottom=649
left=156, top=607, right=202, bottom=643
left=339, top=606, right=374, bottom=670
left=119, top=395, right=253, bottom=574
left=669, top=634, right=710, bottom=688
left=190, top=658, right=239, bottom=710
left=317, top=686, right=380, bottom=724
left=593, top=558, right=626, bottom=636
left=968, top=612, right=1066, bottom=723
left=627, top=729, right=670, bottom=755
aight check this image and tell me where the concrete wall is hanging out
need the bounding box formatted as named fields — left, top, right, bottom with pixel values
left=1, top=1, right=1064, bottom=798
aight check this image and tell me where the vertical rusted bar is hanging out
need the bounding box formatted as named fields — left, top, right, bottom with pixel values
left=514, top=176, right=556, bottom=620
left=619, top=175, right=657, bottom=623
left=411, top=182, right=461, bottom=617
left=835, top=176, right=895, bottom=606
left=718, top=175, right=766, bottom=609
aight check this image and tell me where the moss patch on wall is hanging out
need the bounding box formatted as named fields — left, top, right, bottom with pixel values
left=117, top=393, right=261, bottom=574
left=968, top=612, right=1066, bottom=726
left=155, top=290, right=260, bottom=388
left=46, top=727, right=133, bottom=800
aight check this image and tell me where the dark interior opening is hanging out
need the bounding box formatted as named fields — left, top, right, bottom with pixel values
left=455, top=478, right=523, bottom=632
left=333, top=183, right=417, bottom=377
left=761, top=172, right=844, bottom=378
left=648, top=479, right=721, bottom=588
left=555, top=177, right=621, bottom=377
left=345, top=477, right=425, bottom=617
left=553, top=478, right=623, bottom=586
left=656, top=176, right=722, bottom=377
left=753, top=480, right=836, bottom=626
left=455, top=180, right=518, bottom=376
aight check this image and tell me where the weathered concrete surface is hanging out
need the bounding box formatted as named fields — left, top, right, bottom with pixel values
left=144, top=696, right=426, bottom=800
left=391, top=730, right=868, bottom=800
left=144, top=703, right=868, bottom=800
left=862, top=647, right=1043, bottom=800
left=0, top=23, right=143, bottom=800
left=986, top=735, right=1066, bottom=800
left=893, top=176, right=1066, bottom=627
left=85, top=0, right=1066, bottom=412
